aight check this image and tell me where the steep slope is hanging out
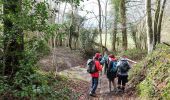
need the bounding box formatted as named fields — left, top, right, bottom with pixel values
left=128, top=44, right=170, bottom=99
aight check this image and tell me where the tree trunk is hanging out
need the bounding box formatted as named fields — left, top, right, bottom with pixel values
left=131, top=26, right=138, bottom=48
left=69, top=0, right=74, bottom=50
left=153, top=0, right=161, bottom=46
left=62, top=2, right=67, bottom=23
left=104, top=0, right=108, bottom=47
left=157, top=0, right=167, bottom=43
left=69, top=25, right=73, bottom=50
left=59, top=34, right=62, bottom=46
left=97, top=0, right=103, bottom=53
left=146, top=0, right=154, bottom=53
left=112, top=26, right=117, bottom=51
left=112, top=14, right=118, bottom=52
left=3, top=0, right=24, bottom=76
left=120, top=0, right=127, bottom=51
left=112, top=2, right=119, bottom=51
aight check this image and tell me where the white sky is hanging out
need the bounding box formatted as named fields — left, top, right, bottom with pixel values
left=48, top=0, right=148, bottom=28
left=56, top=0, right=113, bottom=28
left=78, top=0, right=112, bottom=28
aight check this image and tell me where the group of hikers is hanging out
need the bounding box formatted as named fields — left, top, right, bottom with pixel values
left=87, top=49, right=137, bottom=97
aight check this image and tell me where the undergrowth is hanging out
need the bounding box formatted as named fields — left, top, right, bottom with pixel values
left=0, top=39, right=79, bottom=100
left=128, top=44, right=170, bottom=99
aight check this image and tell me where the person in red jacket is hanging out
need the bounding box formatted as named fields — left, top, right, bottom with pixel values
left=89, top=53, right=103, bottom=97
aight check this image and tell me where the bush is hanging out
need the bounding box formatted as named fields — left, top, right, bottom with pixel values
left=0, top=71, right=77, bottom=99
left=0, top=38, right=78, bottom=99
left=79, top=29, right=98, bottom=58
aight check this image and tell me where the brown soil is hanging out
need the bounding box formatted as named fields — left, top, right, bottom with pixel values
left=38, top=47, right=86, bottom=72
left=67, top=79, right=90, bottom=100
left=38, top=47, right=138, bottom=100
left=87, top=74, right=138, bottom=100
left=58, top=66, right=138, bottom=100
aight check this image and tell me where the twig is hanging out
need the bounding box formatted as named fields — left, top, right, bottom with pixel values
left=163, top=42, right=170, bottom=47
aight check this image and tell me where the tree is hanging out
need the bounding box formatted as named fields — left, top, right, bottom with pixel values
left=104, top=0, right=109, bottom=48
left=157, top=0, right=167, bottom=43
left=120, top=0, right=127, bottom=51
left=97, top=0, right=103, bottom=53
left=146, top=0, right=167, bottom=53
left=146, top=0, right=154, bottom=53
left=3, top=0, right=23, bottom=76
left=67, top=0, right=80, bottom=50
left=153, top=0, right=161, bottom=46
left=111, top=0, right=120, bottom=51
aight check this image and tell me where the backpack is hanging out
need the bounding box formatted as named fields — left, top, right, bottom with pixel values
left=100, top=55, right=108, bottom=65
left=118, top=60, right=130, bottom=73
left=87, top=59, right=97, bottom=74
left=109, top=60, right=117, bottom=73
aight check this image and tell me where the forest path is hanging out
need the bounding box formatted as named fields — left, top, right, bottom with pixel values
left=38, top=47, right=138, bottom=99
left=59, top=66, right=138, bottom=100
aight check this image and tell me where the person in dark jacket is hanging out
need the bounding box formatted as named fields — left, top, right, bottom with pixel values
left=107, top=54, right=117, bottom=92
left=117, top=55, right=136, bottom=93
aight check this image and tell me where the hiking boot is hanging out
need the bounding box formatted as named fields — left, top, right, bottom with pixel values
left=113, top=88, right=118, bottom=92
left=89, top=92, right=97, bottom=97
left=121, top=87, right=125, bottom=93
left=117, top=88, right=123, bottom=93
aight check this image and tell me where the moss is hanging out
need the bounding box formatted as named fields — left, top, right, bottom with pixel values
left=129, top=44, right=170, bottom=99
left=162, top=81, right=170, bottom=99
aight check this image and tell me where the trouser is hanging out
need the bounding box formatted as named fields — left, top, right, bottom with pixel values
left=91, top=77, right=99, bottom=94
left=104, top=63, right=108, bottom=74
left=117, top=74, right=128, bottom=91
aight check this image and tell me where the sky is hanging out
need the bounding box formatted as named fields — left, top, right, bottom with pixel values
left=76, top=0, right=146, bottom=28
left=79, top=0, right=112, bottom=28
left=47, top=0, right=148, bottom=28
left=46, top=0, right=114, bottom=28
left=64, top=0, right=113, bottom=28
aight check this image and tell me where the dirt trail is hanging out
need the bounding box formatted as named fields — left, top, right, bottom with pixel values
left=39, top=47, right=138, bottom=99
left=59, top=66, right=137, bottom=100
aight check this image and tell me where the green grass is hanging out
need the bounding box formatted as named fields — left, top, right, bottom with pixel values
left=128, top=44, right=170, bottom=99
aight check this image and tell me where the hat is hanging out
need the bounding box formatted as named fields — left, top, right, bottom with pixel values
left=109, top=54, right=115, bottom=58
left=94, top=53, right=100, bottom=59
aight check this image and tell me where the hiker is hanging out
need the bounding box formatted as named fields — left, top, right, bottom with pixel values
left=99, top=54, right=103, bottom=64
left=107, top=54, right=117, bottom=92
left=89, top=53, right=103, bottom=97
left=100, top=48, right=109, bottom=74
left=116, top=56, right=136, bottom=93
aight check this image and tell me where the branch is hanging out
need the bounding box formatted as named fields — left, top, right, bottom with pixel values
left=126, top=0, right=142, bottom=3
left=91, top=41, right=107, bottom=50
left=163, top=42, right=170, bottom=47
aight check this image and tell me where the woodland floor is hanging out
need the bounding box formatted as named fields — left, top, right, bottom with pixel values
left=39, top=47, right=138, bottom=100
left=38, top=47, right=86, bottom=72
